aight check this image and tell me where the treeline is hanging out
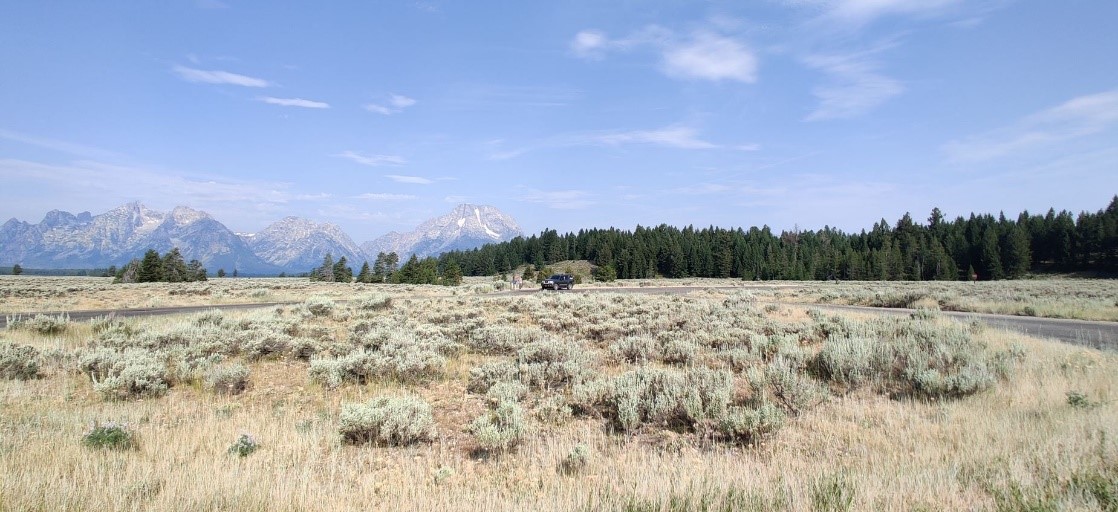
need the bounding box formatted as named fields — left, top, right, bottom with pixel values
left=309, top=251, right=462, bottom=285
left=438, top=197, right=1118, bottom=281
left=114, top=248, right=208, bottom=283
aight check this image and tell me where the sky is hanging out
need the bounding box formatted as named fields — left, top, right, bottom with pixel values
left=1, top=0, right=1116, bottom=242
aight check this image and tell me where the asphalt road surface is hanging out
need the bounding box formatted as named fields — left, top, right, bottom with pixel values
left=3, top=287, right=1115, bottom=351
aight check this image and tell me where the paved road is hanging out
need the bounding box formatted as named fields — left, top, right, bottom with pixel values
left=4, top=287, right=1116, bottom=351
left=796, top=303, right=1118, bottom=351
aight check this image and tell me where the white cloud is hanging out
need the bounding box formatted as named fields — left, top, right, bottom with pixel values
left=337, top=151, right=406, bottom=167
left=259, top=97, right=330, bottom=109
left=354, top=193, right=417, bottom=201
left=364, top=94, right=417, bottom=115
left=570, top=30, right=609, bottom=58
left=517, top=188, right=593, bottom=210
left=172, top=65, right=270, bottom=87
left=803, top=50, right=903, bottom=121
left=597, top=126, right=719, bottom=149
left=385, top=174, right=434, bottom=184
left=569, top=25, right=757, bottom=84
left=661, top=31, right=758, bottom=83
left=944, top=89, right=1118, bottom=162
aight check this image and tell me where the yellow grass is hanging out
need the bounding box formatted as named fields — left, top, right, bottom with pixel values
left=1, top=286, right=1116, bottom=511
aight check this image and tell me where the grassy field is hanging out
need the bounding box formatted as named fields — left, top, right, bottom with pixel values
left=761, top=279, right=1118, bottom=322
left=1, top=281, right=1116, bottom=511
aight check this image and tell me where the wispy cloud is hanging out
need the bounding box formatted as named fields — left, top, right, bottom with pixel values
left=443, top=195, right=468, bottom=203
left=195, top=0, right=228, bottom=9
left=488, top=124, right=728, bottom=160
left=172, top=65, right=270, bottom=87
left=337, top=151, right=406, bottom=167
left=259, top=97, right=330, bottom=108
left=385, top=174, right=434, bottom=185
left=824, top=0, right=963, bottom=29
left=517, top=187, right=594, bottom=210
left=944, top=89, right=1118, bottom=162
left=0, top=128, right=123, bottom=160
left=597, top=126, right=719, bottom=149
left=354, top=193, right=417, bottom=201
left=364, top=94, right=417, bottom=115
left=570, top=24, right=757, bottom=83
left=803, top=48, right=903, bottom=121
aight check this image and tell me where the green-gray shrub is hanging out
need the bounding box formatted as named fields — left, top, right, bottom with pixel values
left=814, top=336, right=877, bottom=388
left=574, top=366, right=733, bottom=432
left=609, top=335, right=659, bottom=364
left=485, top=380, right=528, bottom=405
left=354, top=294, right=393, bottom=312
left=228, top=433, right=259, bottom=457
left=660, top=339, right=698, bottom=366
left=468, top=326, right=542, bottom=355
left=0, top=342, right=42, bottom=380
left=339, top=395, right=437, bottom=446
left=80, top=348, right=170, bottom=400
left=82, top=421, right=137, bottom=450
left=309, top=338, right=446, bottom=388
left=204, top=363, right=250, bottom=395
left=718, top=404, right=785, bottom=444
left=516, top=339, right=594, bottom=389
left=558, top=443, right=590, bottom=475
left=765, top=356, right=827, bottom=414
left=469, top=400, right=527, bottom=453
left=7, top=313, right=69, bottom=335
left=467, top=360, right=518, bottom=394
left=303, top=296, right=335, bottom=317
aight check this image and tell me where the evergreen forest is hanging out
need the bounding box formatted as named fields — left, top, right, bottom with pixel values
left=438, top=197, right=1118, bottom=281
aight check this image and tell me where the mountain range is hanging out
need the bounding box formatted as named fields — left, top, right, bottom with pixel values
left=0, top=203, right=522, bottom=274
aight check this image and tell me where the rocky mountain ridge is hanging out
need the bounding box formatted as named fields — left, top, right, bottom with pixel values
left=1, top=203, right=521, bottom=274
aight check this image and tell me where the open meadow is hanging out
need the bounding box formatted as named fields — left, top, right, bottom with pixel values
left=1, top=278, right=1117, bottom=511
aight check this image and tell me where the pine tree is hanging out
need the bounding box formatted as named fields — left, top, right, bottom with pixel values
left=356, top=261, right=371, bottom=283
left=217, top=268, right=226, bottom=278
left=1003, top=225, right=1031, bottom=278
left=11, top=263, right=22, bottom=275
left=161, top=248, right=189, bottom=282
left=311, top=254, right=335, bottom=282
left=442, top=261, right=463, bottom=286
left=186, top=259, right=208, bottom=281
left=332, top=256, right=352, bottom=282
left=138, top=249, right=163, bottom=282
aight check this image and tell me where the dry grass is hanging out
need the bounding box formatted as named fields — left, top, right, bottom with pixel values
left=1, top=285, right=1116, bottom=511
left=761, top=279, right=1118, bottom=322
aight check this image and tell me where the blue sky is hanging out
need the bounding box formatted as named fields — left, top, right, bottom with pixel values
left=2, top=1, right=1116, bottom=242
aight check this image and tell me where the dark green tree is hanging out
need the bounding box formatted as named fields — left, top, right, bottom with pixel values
left=161, top=248, right=189, bottom=282
left=310, top=254, right=335, bottom=282
left=356, top=261, right=371, bottom=283
left=217, top=268, right=226, bottom=278
left=138, top=249, right=163, bottom=283
left=332, top=256, right=353, bottom=283
left=11, top=263, right=22, bottom=275
left=442, top=260, right=463, bottom=286
left=186, top=259, right=207, bottom=281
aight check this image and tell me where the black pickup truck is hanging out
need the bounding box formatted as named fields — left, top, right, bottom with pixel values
left=541, top=273, right=575, bottom=290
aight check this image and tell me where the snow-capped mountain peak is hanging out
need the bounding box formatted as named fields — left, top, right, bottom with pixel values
left=361, top=203, right=522, bottom=259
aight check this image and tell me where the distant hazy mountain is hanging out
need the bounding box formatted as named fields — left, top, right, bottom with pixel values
left=1, top=202, right=523, bottom=273
left=0, top=203, right=278, bottom=274
left=361, top=204, right=522, bottom=259
left=244, top=216, right=367, bottom=271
